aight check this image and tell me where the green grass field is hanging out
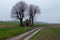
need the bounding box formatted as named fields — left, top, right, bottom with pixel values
left=1, top=21, right=60, bottom=40
left=30, top=28, right=60, bottom=40
left=0, top=21, right=31, bottom=40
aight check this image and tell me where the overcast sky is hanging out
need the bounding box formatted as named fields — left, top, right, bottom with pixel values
left=0, top=0, right=60, bottom=23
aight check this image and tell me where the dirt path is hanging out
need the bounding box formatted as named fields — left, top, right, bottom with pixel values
left=6, top=28, right=38, bottom=40
left=24, top=27, right=42, bottom=40
left=6, top=27, right=42, bottom=40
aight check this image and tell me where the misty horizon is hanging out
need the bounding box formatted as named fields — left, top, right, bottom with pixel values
left=0, top=0, right=60, bottom=23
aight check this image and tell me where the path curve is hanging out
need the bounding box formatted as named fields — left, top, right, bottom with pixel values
left=6, top=28, right=38, bottom=40
left=24, top=27, right=42, bottom=40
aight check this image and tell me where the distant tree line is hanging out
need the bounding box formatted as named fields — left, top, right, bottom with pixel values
left=11, top=1, right=41, bottom=27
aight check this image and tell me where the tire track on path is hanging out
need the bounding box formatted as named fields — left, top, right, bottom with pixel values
left=6, top=28, right=38, bottom=40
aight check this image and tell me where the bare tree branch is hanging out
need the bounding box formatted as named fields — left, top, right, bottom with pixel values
left=28, top=4, right=40, bottom=26
left=11, top=1, right=28, bottom=26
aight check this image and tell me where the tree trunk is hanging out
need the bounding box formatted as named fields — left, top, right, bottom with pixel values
left=20, top=19, right=23, bottom=26
left=29, top=17, right=32, bottom=26
left=32, top=17, right=33, bottom=27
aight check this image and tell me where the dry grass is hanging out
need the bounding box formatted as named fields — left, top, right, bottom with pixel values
left=30, top=25, right=60, bottom=40
left=47, top=24, right=60, bottom=28
left=0, top=21, right=19, bottom=28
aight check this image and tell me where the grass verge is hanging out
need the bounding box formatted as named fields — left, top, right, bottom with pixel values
left=0, top=26, right=31, bottom=40
left=30, top=28, right=60, bottom=40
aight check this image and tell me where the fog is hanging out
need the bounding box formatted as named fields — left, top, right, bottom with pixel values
left=0, top=0, right=60, bottom=23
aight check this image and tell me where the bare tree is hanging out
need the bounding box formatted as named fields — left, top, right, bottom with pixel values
left=29, top=4, right=40, bottom=26
left=11, top=1, right=27, bottom=26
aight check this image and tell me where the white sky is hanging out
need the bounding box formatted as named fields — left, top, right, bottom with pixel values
left=0, top=0, right=60, bottom=23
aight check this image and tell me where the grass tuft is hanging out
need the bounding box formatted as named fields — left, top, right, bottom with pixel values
left=30, top=28, right=60, bottom=40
